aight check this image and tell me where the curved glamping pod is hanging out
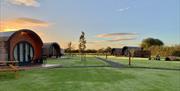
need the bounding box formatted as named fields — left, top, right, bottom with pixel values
left=0, top=29, right=43, bottom=66
left=42, top=42, right=61, bottom=58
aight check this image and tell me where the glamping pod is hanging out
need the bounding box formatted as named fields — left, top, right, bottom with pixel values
left=133, top=50, right=151, bottom=58
left=0, top=29, right=43, bottom=66
left=122, top=46, right=142, bottom=56
left=111, top=48, right=123, bottom=56
left=42, top=42, right=61, bottom=58
left=60, top=48, right=65, bottom=56
left=111, top=46, right=151, bottom=58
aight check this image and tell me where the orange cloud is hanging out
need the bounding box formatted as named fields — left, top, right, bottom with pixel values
left=107, top=38, right=137, bottom=42
left=0, top=17, right=49, bottom=32
left=86, top=32, right=139, bottom=49
left=96, top=33, right=137, bottom=38
left=88, top=40, right=105, bottom=44
left=87, top=41, right=126, bottom=49
left=88, top=37, right=136, bottom=44
left=95, top=32, right=138, bottom=43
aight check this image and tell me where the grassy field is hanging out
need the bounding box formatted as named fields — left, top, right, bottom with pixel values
left=99, top=55, right=180, bottom=70
left=46, top=55, right=110, bottom=67
left=0, top=56, right=180, bottom=91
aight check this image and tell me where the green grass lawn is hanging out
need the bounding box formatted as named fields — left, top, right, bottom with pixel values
left=0, top=56, right=180, bottom=91
left=100, top=56, right=180, bottom=70
left=46, top=55, right=110, bottom=67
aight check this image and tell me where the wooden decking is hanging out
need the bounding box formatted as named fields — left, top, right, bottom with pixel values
left=0, top=61, right=20, bottom=78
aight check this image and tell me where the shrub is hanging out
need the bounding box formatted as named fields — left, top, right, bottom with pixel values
left=172, top=51, right=180, bottom=57
left=147, top=45, right=180, bottom=57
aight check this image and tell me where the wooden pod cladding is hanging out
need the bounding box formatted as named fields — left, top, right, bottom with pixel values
left=0, top=29, right=43, bottom=66
left=42, top=42, right=61, bottom=58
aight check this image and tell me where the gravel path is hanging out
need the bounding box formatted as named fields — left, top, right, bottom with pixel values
left=96, top=57, right=180, bottom=71
left=96, top=57, right=126, bottom=68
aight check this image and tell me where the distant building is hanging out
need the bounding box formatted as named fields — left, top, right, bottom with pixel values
left=0, top=29, right=43, bottom=66
left=133, top=50, right=151, bottom=58
left=111, top=46, right=151, bottom=58
left=111, top=48, right=122, bottom=56
left=122, top=46, right=142, bottom=56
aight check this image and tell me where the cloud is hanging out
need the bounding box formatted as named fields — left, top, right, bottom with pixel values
left=107, top=38, right=137, bottom=42
left=7, top=0, right=40, bottom=7
left=88, top=38, right=136, bottom=44
left=12, top=17, right=49, bottom=27
left=88, top=40, right=105, bottom=44
left=86, top=32, right=139, bottom=49
left=87, top=40, right=126, bottom=49
left=116, top=7, right=131, bottom=12
left=0, top=17, right=49, bottom=32
left=95, top=32, right=138, bottom=43
left=96, top=33, right=137, bottom=38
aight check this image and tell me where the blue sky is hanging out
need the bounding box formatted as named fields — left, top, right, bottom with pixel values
left=0, top=0, right=179, bottom=49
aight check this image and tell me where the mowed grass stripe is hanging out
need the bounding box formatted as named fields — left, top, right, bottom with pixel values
left=100, top=56, right=180, bottom=69
left=0, top=56, right=179, bottom=91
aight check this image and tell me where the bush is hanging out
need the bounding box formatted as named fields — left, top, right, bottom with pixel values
left=165, top=57, right=170, bottom=61
left=147, top=45, right=180, bottom=57
left=165, top=56, right=180, bottom=61
left=172, top=51, right=180, bottom=57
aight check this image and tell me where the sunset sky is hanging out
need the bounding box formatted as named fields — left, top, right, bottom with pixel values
left=0, top=0, right=179, bottom=49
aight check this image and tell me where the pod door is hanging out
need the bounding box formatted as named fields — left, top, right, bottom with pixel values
left=49, top=46, right=57, bottom=57
left=13, top=42, right=34, bottom=66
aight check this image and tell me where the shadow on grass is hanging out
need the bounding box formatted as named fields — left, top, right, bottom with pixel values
left=61, top=65, right=111, bottom=68
left=96, top=57, right=126, bottom=68
left=128, top=66, right=180, bottom=71
left=97, top=57, right=180, bottom=71
left=45, top=65, right=111, bottom=69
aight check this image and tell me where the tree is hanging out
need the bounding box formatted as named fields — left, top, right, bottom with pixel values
left=66, top=42, right=73, bottom=56
left=85, top=49, right=97, bottom=53
left=141, top=38, right=164, bottom=50
left=129, top=49, right=135, bottom=58
left=149, top=45, right=180, bottom=57
left=97, top=48, right=105, bottom=54
left=105, top=46, right=112, bottom=59
left=128, top=50, right=132, bottom=66
left=105, top=46, right=112, bottom=53
left=79, top=32, right=86, bottom=61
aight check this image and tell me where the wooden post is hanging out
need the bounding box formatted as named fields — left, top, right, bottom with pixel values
left=106, top=53, right=107, bottom=59
left=81, top=53, right=82, bottom=61
left=85, top=53, right=86, bottom=61
left=9, top=64, right=19, bottom=78
left=128, top=51, right=131, bottom=66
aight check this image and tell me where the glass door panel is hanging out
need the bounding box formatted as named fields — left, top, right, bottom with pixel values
left=13, top=42, right=34, bottom=65
left=19, top=43, right=23, bottom=62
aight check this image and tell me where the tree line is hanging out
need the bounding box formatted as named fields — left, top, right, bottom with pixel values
left=141, top=38, right=180, bottom=57
left=65, top=47, right=112, bottom=54
left=65, top=36, right=180, bottom=57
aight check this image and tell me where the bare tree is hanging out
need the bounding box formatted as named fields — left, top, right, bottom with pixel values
left=128, top=51, right=132, bottom=66
left=79, top=32, right=86, bottom=61
left=129, top=49, right=135, bottom=58
left=67, top=42, right=73, bottom=56
left=128, top=49, right=135, bottom=66
left=105, top=46, right=112, bottom=59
